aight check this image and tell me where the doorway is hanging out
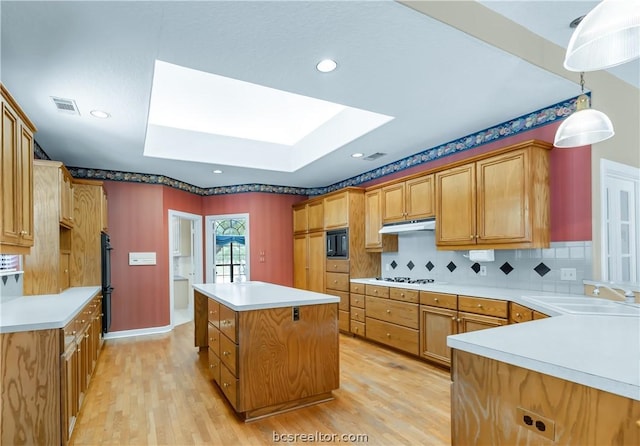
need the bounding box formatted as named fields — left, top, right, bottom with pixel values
left=168, top=210, right=203, bottom=327
left=205, top=214, right=250, bottom=283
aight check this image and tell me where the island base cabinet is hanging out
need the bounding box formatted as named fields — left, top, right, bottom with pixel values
left=451, top=350, right=640, bottom=446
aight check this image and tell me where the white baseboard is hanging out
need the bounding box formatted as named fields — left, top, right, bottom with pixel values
left=103, top=324, right=173, bottom=340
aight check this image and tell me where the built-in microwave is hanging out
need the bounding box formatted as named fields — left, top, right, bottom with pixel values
left=326, top=229, right=348, bottom=259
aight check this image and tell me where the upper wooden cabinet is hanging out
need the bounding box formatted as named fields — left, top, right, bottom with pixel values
left=293, top=199, right=323, bottom=234
left=59, top=166, right=74, bottom=228
left=435, top=140, right=552, bottom=250
left=323, top=190, right=350, bottom=229
left=1, top=84, right=36, bottom=254
left=100, top=187, right=108, bottom=233
left=382, top=174, right=435, bottom=224
left=364, top=189, right=397, bottom=252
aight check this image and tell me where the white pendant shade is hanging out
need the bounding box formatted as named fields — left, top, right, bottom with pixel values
left=554, top=108, right=615, bottom=148
left=564, top=0, right=640, bottom=72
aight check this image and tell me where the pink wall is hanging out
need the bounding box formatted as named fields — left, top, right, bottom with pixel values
left=360, top=122, right=592, bottom=241
left=202, top=193, right=306, bottom=287
left=102, top=123, right=591, bottom=332
left=103, top=181, right=170, bottom=331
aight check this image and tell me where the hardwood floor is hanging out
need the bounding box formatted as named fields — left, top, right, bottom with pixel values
left=71, top=323, right=451, bottom=445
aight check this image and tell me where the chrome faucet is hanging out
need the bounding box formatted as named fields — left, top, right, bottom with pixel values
left=592, top=284, right=636, bottom=304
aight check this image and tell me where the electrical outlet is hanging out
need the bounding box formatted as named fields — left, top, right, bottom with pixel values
left=479, top=266, right=487, bottom=276
left=516, top=407, right=555, bottom=441
left=560, top=268, right=577, bottom=281
left=385, top=263, right=390, bottom=271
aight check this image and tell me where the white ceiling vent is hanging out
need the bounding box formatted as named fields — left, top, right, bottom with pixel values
left=51, top=97, right=80, bottom=115
left=362, top=152, right=386, bottom=161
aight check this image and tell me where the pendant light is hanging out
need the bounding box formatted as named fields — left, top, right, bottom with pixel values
left=564, top=0, right=640, bottom=72
left=554, top=73, right=614, bottom=148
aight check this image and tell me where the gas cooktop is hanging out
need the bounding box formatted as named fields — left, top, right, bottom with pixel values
left=375, top=277, right=436, bottom=284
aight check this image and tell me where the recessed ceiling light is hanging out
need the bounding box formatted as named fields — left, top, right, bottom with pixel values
left=316, top=59, right=337, bottom=73
left=212, top=169, right=223, bottom=174
left=90, top=110, right=110, bottom=119
left=351, top=152, right=364, bottom=158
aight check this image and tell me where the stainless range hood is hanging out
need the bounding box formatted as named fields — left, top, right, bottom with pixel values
left=378, top=219, right=435, bottom=234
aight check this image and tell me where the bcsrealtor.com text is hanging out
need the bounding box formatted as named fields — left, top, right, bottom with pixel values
left=273, top=431, right=369, bottom=443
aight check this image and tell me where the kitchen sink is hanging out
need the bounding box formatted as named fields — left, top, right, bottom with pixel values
left=522, top=295, right=640, bottom=317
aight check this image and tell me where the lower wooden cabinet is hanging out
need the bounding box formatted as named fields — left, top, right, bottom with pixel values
left=451, top=350, right=640, bottom=445
left=420, top=305, right=457, bottom=367
left=1, top=294, right=102, bottom=446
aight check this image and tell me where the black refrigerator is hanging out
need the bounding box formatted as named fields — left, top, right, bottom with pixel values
left=101, top=232, right=113, bottom=333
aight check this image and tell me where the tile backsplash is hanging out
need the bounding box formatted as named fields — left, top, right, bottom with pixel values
left=380, top=232, right=591, bottom=294
left=0, top=272, right=23, bottom=303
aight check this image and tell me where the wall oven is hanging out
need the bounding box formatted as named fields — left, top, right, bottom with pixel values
left=326, top=229, right=348, bottom=259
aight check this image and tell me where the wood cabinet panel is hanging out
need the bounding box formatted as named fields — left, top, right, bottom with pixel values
left=293, top=232, right=325, bottom=293
left=219, top=363, right=240, bottom=410
left=365, top=317, right=419, bottom=355
left=292, top=204, right=307, bottom=234
left=237, top=304, right=339, bottom=416
left=326, top=272, right=349, bottom=292
left=420, top=291, right=457, bottom=310
left=219, top=333, right=238, bottom=376
left=381, top=183, right=406, bottom=224
left=451, top=350, right=640, bottom=446
left=1, top=84, right=35, bottom=254
left=328, top=289, right=349, bottom=311
left=350, top=320, right=365, bottom=337
left=350, top=282, right=365, bottom=295
left=59, top=166, right=74, bottom=228
left=533, top=310, right=549, bottom=320
left=457, top=311, right=507, bottom=333
left=458, top=295, right=508, bottom=318
left=324, top=192, right=349, bottom=228
left=207, top=299, right=220, bottom=327
left=350, top=306, right=366, bottom=323
left=364, top=189, right=398, bottom=252
left=365, top=284, right=389, bottom=299
left=219, top=305, right=237, bottom=343
left=420, top=306, right=457, bottom=367
left=389, top=287, right=419, bottom=304
left=436, top=164, right=476, bottom=245
left=70, top=181, right=104, bottom=287
left=326, top=259, right=350, bottom=273
left=207, top=323, right=220, bottom=353
left=339, top=309, right=350, bottom=332
left=366, top=296, right=419, bottom=329
left=208, top=348, right=220, bottom=384
left=1, top=329, right=60, bottom=445
left=405, top=175, right=435, bottom=220
left=307, top=200, right=324, bottom=232
left=510, top=302, right=534, bottom=324
left=436, top=141, right=551, bottom=250
left=350, top=292, right=365, bottom=308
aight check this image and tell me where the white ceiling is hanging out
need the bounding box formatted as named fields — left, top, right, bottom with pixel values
left=1, top=1, right=636, bottom=190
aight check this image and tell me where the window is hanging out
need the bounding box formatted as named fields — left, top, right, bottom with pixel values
left=601, top=159, right=640, bottom=282
left=211, top=216, right=249, bottom=283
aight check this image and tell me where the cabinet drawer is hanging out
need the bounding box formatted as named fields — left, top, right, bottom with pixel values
left=366, top=296, right=419, bottom=329
left=220, top=363, right=240, bottom=410
left=533, top=310, right=549, bottom=320
left=365, top=284, right=389, bottom=299
left=219, top=304, right=237, bottom=342
left=350, top=320, right=365, bottom=337
left=365, top=317, right=419, bottom=355
left=420, top=292, right=457, bottom=310
left=338, top=310, right=350, bottom=332
left=458, top=295, right=508, bottom=318
left=326, top=259, right=350, bottom=273
left=389, top=287, right=419, bottom=303
left=219, top=333, right=238, bottom=376
left=509, top=302, right=534, bottom=323
left=208, top=348, right=220, bottom=384
left=329, top=289, right=350, bottom=311
left=350, top=293, right=365, bottom=309
left=208, top=299, right=220, bottom=327
left=326, top=272, right=349, bottom=291
left=350, top=306, right=365, bottom=323
left=350, top=282, right=365, bottom=295
left=207, top=323, right=220, bottom=353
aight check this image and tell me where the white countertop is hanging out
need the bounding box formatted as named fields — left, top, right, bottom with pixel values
left=0, top=286, right=101, bottom=333
left=193, top=281, right=340, bottom=311
left=351, top=277, right=640, bottom=401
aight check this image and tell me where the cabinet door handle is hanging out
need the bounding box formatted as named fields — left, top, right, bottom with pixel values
left=400, top=293, right=405, bottom=297
left=223, top=351, right=230, bottom=356
left=477, top=304, right=483, bottom=308
left=20, top=230, right=27, bottom=235
left=470, top=235, right=474, bottom=239
left=386, top=309, right=391, bottom=314
left=451, top=317, right=456, bottom=321
left=434, top=298, right=439, bottom=302
left=223, top=382, right=229, bottom=388
left=516, top=312, right=521, bottom=318
left=457, top=318, right=461, bottom=322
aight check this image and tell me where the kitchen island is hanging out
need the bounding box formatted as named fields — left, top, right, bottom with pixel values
left=193, top=281, right=340, bottom=421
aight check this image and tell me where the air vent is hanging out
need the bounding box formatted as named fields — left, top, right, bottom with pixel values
left=362, top=152, right=386, bottom=161
left=51, top=97, right=80, bottom=115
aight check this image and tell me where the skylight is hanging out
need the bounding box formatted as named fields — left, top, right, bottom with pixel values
left=143, top=60, right=394, bottom=172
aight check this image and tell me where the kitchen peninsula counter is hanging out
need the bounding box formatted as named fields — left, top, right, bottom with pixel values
left=193, top=281, right=339, bottom=421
